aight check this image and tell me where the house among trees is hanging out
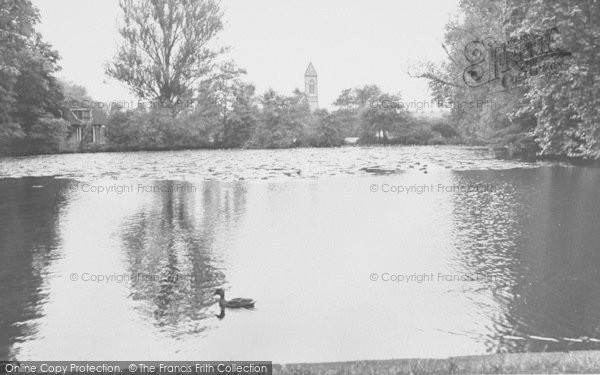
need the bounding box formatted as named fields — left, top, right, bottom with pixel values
left=63, top=108, right=108, bottom=144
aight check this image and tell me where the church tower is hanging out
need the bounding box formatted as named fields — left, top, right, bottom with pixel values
left=304, top=62, right=318, bottom=111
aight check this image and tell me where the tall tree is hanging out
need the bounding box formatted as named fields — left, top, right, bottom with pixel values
left=107, top=0, right=225, bottom=109
left=248, top=89, right=311, bottom=148
left=12, top=35, right=63, bottom=131
left=306, top=109, right=345, bottom=147
left=59, top=79, right=91, bottom=108
left=359, top=93, right=410, bottom=143
left=416, top=0, right=600, bottom=159
left=331, top=85, right=384, bottom=138
left=0, top=0, right=64, bottom=154
left=196, top=61, right=258, bottom=146
left=333, top=85, right=383, bottom=110
left=0, top=0, right=38, bottom=123
left=504, top=0, right=600, bottom=159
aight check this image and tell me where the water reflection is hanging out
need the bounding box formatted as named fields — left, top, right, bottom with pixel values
left=120, top=181, right=247, bottom=334
left=216, top=307, right=226, bottom=320
left=0, top=178, right=68, bottom=360
left=450, top=168, right=600, bottom=353
left=1, top=161, right=600, bottom=362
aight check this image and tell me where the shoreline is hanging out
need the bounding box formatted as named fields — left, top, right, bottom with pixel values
left=1, top=144, right=600, bottom=165
left=274, top=350, right=600, bottom=374
left=0, top=143, right=600, bottom=166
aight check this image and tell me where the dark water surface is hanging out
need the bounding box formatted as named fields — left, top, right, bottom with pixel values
left=1, top=146, right=600, bottom=362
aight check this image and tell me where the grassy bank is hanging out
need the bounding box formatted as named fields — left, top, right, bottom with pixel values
left=274, top=351, right=600, bottom=374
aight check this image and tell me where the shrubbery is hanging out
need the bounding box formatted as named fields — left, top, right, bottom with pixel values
left=97, top=86, right=463, bottom=152
left=26, top=118, right=70, bottom=154
left=0, top=123, right=26, bottom=155
left=1, top=82, right=463, bottom=156
left=417, top=0, right=600, bottom=159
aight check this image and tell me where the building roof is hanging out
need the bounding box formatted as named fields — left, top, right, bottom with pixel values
left=63, top=108, right=82, bottom=125
left=64, top=107, right=108, bottom=126
left=305, top=62, right=317, bottom=76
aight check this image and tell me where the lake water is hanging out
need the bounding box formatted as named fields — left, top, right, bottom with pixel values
left=1, top=146, right=600, bottom=363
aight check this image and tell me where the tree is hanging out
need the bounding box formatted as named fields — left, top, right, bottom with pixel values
left=411, top=0, right=521, bottom=144
left=107, top=0, right=225, bottom=110
left=221, top=83, right=259, bottom=148
left=329, top=108, right=360, bottom=137
left=248, top=89, right=311, bottom=148
left=504, top=0, right=600, bottom=159
left=195, top=61, right=258, bottom=147
left=359, top=93, right=410, bottom=144
left=306, top=109, right=345, bottom=147
left=25, top=117, right=70, bottom=154
left=332, top=86, right=410, bottom=144
left=415, top=0, right=600, bottom=159
left=332, top=85, right=384, bottom=138
left=0, top=0, right=65, bottom=155
left=12, top=35, right=63, bottom=131
left=59, top=79, right=91, bottom=108
left=333, top=85, right=382, bottom=110
left=0, top=0, right=40, bottom=123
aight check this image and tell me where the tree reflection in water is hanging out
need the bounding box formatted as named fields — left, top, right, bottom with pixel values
left=0, top=178, right=68, bottom=360
left=119, top=181, right=247, bottom=335
left=450, top=168, right=600, bottom=353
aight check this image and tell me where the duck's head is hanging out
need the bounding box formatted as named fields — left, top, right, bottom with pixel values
left=214, top=288, right=225, bottom=297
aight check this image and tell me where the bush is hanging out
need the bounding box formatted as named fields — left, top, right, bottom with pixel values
left=108, top=108, right=221, bottom=151
left=431, top=122, right=459, bottom=138
left=108, top=109, right=175, bottom=150
left=0, top=122, right=26, bottom=155
left=304, top=110, right=345, bottom=147
left=106, top=110, right=139, bottom=150
left=24, top=117, right=70, bottom=154
left=398, top=128, right=435, bottom=145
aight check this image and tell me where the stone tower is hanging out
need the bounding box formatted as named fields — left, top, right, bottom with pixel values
left=304, top=62, right=318, bottom=111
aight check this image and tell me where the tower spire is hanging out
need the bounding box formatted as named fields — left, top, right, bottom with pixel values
left=304, top=62, right=318, bottom=111
left=305, top=62, right=317, bottom=77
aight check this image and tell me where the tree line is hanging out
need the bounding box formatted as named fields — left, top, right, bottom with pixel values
left=415, top=0, right=600, bottom=159
left=1, top=0, right=461, bottom=156
left=103, top=82, right=459, bottom=151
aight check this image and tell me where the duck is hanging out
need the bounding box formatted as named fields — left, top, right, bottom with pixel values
left=214, top=288, right=255, bottom=309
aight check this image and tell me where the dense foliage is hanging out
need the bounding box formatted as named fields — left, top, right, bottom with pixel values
left=1, top=0, right=460, bottom=156
left=106, top=0, right=225, bottom=109
left=103, top=82, right=460, bottom=151
left=417, top=0, right=600, bottom=159
left=0, top=0, right=66, bottom=155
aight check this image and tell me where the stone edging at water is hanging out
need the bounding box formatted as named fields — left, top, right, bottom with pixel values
left=273, top=350, right=600, bottom=374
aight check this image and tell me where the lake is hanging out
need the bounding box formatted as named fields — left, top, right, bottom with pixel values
left=1, top=146, right=600, bottom=363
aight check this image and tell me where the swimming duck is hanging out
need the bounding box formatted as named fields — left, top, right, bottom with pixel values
left=214, top=289, right=255, bottom=309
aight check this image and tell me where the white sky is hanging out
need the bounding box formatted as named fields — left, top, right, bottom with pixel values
left=32, top=0, right=459, bottom=110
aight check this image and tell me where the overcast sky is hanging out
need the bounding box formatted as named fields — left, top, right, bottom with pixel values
left=32, top=0, right=459, bottom=110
